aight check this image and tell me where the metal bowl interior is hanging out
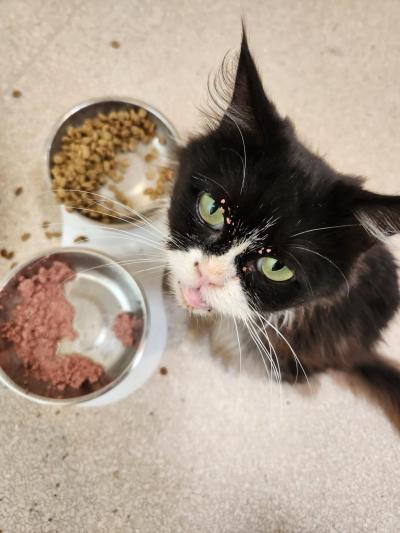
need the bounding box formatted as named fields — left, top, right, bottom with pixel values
left=47, top=97, right=179, bottom=227
left=0, top=247, right=149, bottom=405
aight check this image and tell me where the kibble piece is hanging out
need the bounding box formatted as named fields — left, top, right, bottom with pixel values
left=111, top=40, right=120, bottom=48
left=12, top=89, right=22, bottom=98
left=73, top=235, right=89, bottom=244
left=42, top=221, right=50, bottom=229
left=45, top=231, right=62, bottom=239
left=14, top=186, right=24, bottom=196
left=21, top=233, right=31, bottom=241
left=144, top=148, right=159, bottom=163
left=1, top=248, right=15, bottom=260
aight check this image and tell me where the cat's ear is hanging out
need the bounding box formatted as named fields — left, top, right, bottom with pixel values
left=222, top=26, right=283, bottom=137
left=352, top=190, right=400, bottom=241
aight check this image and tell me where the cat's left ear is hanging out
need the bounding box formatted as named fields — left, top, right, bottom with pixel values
left=352, top=190, right=400, bottom=240
left=221, top=25, right=284, bottom=139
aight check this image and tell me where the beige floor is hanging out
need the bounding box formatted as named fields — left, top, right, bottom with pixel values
left=1, top=1, right=400, bottom=531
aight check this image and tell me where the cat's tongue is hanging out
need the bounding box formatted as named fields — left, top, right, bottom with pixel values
left=181, top=286, right=209, bottom=310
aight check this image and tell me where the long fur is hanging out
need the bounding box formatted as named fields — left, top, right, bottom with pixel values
left=167, top=27, right=400, bottom=432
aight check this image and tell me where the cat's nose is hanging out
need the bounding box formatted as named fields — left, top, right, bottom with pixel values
left=195, top=260, right=225, bottom=287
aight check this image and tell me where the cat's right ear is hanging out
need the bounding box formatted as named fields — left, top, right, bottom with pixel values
left=216, top=25, right=284, bottom=140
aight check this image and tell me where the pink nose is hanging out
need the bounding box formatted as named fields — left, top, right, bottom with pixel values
left=195, top=261, right=225, bottom=287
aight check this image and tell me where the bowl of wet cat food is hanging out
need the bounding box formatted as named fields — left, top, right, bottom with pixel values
left=47, top=97, right=179, bottom=226
left=0, top=248, right=148, bottom=405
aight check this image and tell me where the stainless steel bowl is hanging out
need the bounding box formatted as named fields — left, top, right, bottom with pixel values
left=47, top=97, right=179, bottom=226
left=0, top=247, right=149, bottom=405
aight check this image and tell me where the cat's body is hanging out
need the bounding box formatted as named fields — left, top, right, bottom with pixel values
left=166, top=28, right=400, bottom=430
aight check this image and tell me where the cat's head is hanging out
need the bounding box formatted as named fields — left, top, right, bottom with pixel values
left=167, top=29, right=400, bottom=322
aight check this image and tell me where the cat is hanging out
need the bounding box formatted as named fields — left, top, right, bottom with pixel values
left=166, top=27, right=400, bottom=430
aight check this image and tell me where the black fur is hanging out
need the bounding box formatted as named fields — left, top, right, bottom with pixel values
left=168, top=28, right=400, bottom=430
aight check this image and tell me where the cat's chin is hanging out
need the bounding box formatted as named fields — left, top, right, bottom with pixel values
left=176, top=284, right=213, bottom=315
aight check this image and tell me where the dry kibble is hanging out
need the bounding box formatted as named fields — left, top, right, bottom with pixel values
left=73, top=235, right=89, bottom=243
left=144, top=148, right=158, bottom=163
left=111, top=41, right=120, bottom=48
left=45, top=231, right=62, bottom=240
left=108, top=184, right=132, bottom=207
left=21, top=233, right=31, bottom=241
left=50, top=108, right=174, bottom=221
left=12, top=89, right=22, bottom=98
left=14, top=186, right=24, bottom=196
left=42, top=220, right=50, bottom=229
left=143, top=166, right=174, bottom=200
left=1, top=249, right=15, bottom=260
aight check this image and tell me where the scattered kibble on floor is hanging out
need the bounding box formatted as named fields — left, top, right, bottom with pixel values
left=21, top=233, right=31, bottom=241
left=14, top=186, right=23, bottom=196
left=42, top=220, right=50, bottom=229
left=159, top=366, right=168, bottom=376
left=45, top=231, right=62, bottom=239
left=0, top=248, right=15, bottom=260
left=110, top=40, right=120, bottom=49
left=12, top=89, right=22, bottom=98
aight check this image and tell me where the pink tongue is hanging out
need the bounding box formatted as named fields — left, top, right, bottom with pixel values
left=181, top=287, right=209, bottom=309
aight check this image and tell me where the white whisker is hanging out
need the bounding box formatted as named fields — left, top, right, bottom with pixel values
left=290, top=224, right=359, bottom=238
left=293, top=245, right=350, bottom=296
left=233, top=317, right=242, bottom=376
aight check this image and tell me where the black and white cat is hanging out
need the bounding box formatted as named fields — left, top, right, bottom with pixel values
left=166, top=28, right=400, bottom=429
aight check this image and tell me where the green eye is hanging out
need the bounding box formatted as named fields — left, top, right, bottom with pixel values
left=258, top=256, right=294, bottom=282
left=198, top=192, right=224, bottom=229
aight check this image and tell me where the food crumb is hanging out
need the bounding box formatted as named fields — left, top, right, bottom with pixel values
left=110, top=40, right=120, bottom=49
left=1, top=248, right=14, bottom=260
left=21, top=233, right=31, bottom=242
left=45, top=231, right=62, bottom=240
left=159, top=366, right=168, bottom=376
left=144, top=148, right=159, bottom=163
left=73, top=235, right=89, bottom=244
left=143, top=166, right=174, bottom=200
left=14, top=186, right=24, bottom=196
left=113, top=312, right=143, bottom=347
left=42, top=220, right=50, bottom=229
left=12, top=89, right=22, bottom=98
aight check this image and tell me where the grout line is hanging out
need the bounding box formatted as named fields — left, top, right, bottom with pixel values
left=3, top=0, right=82, bottom=96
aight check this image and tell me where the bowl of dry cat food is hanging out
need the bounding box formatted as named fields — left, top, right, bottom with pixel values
left=0, top=248, right=148, bottom=404
left=47, top=97, right=179, bottom=225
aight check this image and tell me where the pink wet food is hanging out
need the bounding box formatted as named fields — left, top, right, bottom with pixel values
left=0, top=261, right=104, bottom=391
left=113, top=312, right=143, bottom=348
